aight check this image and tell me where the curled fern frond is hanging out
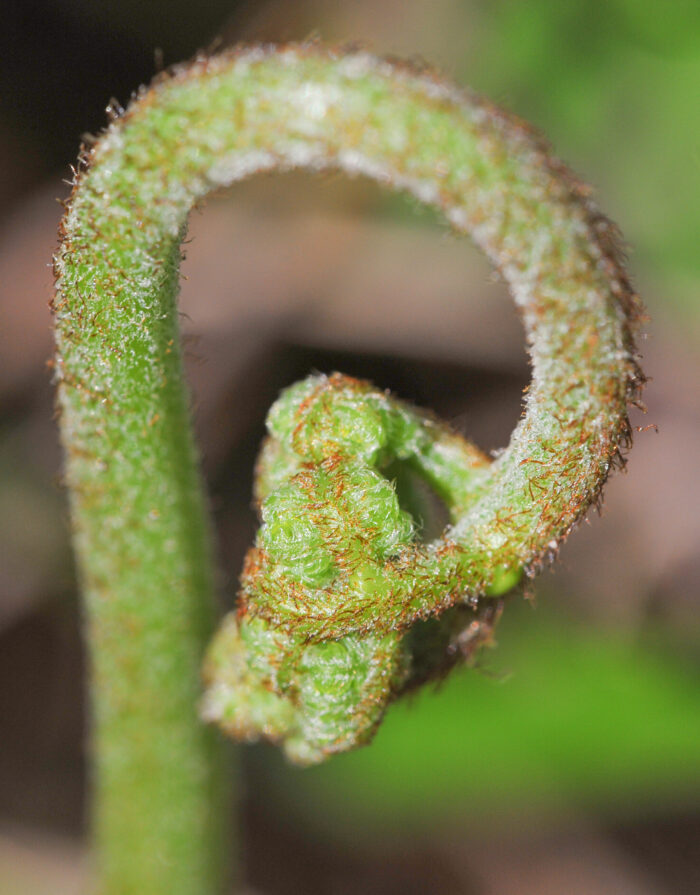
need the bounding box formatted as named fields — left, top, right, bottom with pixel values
left=53, top=41, right=643, bottom=887
left=202, top=372, right=508, bottom=764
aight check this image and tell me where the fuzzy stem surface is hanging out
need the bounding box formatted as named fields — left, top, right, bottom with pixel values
left=53, top=43, right=642, bottom=894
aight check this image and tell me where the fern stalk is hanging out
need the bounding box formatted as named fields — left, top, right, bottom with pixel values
left=53, top=44, right=642, bottom=895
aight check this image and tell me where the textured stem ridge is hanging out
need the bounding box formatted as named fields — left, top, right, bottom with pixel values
left=53, top=42, right=642, bottom=891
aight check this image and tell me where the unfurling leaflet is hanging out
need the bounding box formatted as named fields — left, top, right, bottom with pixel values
left=202, top=373, right=515, bottom=764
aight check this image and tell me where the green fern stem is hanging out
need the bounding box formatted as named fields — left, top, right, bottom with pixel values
left=53, top=44, right=642, bottom=895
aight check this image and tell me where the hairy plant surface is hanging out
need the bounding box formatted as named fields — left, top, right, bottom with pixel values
left=53, top=42, right=643, bottom=895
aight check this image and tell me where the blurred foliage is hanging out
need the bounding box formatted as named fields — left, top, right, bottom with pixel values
left=460, top=0, right=700, bottom=316
left=262, top=602, right=700, bottom=835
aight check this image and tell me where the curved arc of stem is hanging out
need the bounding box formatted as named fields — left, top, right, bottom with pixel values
left=53, top=43, right=642, bottom=894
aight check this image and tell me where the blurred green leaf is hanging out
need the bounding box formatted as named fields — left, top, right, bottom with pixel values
left=456, top=0, right=700, bottom=316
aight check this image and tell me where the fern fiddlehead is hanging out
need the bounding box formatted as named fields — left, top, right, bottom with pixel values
left=202, top=371, right=507, bottom=764
left=53, top=43, right=642, bottom=893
